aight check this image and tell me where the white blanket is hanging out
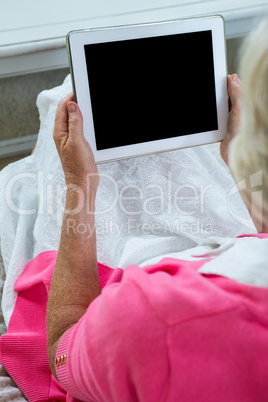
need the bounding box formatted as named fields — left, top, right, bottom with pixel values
left=0, top=75, right=256, bottom=327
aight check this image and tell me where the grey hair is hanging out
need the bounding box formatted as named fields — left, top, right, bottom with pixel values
left=229, top=17, right=268, bottom=223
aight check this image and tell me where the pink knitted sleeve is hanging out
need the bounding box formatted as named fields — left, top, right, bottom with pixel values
left=55, top=265, right=168, bottom=402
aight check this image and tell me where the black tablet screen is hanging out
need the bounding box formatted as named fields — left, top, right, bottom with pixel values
left=84, top=30, right=218, bottom=150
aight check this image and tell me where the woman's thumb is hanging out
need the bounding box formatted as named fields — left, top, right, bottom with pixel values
left=228, top=74, right=242, bottom=108
left=67, top=102, right=84, bottom=139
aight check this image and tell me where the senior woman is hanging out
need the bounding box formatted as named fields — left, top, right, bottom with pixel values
left=1, top=18, right=268, bottom=402
left=47, top=17, right=268, bottom=401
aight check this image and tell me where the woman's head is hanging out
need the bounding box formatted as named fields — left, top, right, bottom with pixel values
left=229, top=18, right=268, bottom=229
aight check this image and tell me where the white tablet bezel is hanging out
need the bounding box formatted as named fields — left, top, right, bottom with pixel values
left=67, top=16, right=228, bottom=163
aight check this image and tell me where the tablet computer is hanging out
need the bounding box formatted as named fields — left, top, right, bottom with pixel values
left=67, top=16, right=228, bottom=163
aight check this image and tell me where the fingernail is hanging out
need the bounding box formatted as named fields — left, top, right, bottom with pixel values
left=232, top=74, right=238, bottom=83
left=67, top=102, right=76, bottom=114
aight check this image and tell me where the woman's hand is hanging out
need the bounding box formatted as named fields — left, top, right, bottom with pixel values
left=53, top=93, right=99, bottom=191
left=220, top=74, right=243, bottom=166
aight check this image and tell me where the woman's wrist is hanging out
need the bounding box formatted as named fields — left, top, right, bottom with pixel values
left=65, top=171, right=99, bottom=191
left=64, top=175, right=98, bottom=214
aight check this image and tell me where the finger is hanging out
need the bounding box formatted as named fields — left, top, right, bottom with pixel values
left=228, top=74, right=242, bottom=108
left=63, top=92, right=74, bottom=102
left=54, top=93, right=74, bottom=137
left=67, top=102, right=84, bottom=141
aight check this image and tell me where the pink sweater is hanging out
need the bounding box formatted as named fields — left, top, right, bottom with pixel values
left=1, top=234, right=268, bottom=401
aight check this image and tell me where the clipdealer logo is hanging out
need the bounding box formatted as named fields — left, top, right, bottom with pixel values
left=4, top=170, right=213, bottom=221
